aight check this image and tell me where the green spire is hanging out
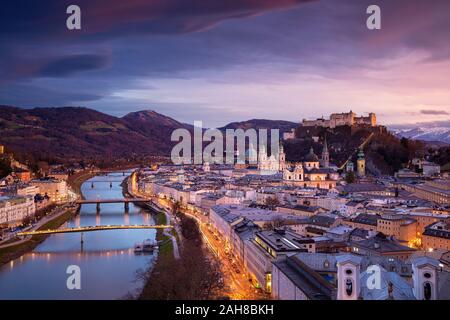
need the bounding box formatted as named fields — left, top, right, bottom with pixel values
left=357, top=148, right=365, bottom=159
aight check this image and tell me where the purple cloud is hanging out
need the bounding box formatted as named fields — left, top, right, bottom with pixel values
left=420, top=109, right=449, bottom=115
left=40, top=54, right=109, bottom=77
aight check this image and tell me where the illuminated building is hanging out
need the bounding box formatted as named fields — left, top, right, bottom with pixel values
left=0, top=195, right=35, bottom=226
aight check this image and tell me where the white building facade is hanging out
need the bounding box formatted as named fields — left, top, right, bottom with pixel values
left=0, top=195, right=36, bottom=226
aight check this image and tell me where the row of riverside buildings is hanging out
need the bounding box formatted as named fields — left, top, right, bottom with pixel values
left=0, top=144, right=74, bottom=228
left=0, top=176, right=70, bottom=227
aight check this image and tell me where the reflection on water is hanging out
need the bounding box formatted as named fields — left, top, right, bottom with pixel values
left=0, top=172, right=156, bottom=300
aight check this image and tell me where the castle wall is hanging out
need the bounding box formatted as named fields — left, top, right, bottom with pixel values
left=302, top=111, right=376, bottom=128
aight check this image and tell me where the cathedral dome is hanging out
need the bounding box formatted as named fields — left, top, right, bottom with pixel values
left=304, top=147, right=319, bottom=162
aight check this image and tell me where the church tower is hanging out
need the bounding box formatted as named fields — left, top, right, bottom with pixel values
left=336, top=254, right=362, bottom=300
left=412, top=257, right=439, bottom=300
left=356, top=148, right=366, bottom=177
left=279, top=142, right=286, bottom=171
left=248, top=142, right=258, bottom=165
left=321, top=137, right=329, bottom=168
left=257, top=144, right=267, bottom=171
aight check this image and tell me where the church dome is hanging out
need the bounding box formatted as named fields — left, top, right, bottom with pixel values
left=304, top=147, right=319, bottom=162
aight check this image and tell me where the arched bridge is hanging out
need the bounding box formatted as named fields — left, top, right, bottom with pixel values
left=17, top=224, right=172, bottom=236
left=76, top=198, right=150, bottom=212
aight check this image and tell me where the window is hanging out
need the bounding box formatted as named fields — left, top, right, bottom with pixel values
left=345, top=278, right=353, bottom=296
left=424, top=282, right=432, bottom=300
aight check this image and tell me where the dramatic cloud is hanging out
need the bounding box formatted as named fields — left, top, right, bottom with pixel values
left=0, top=0, right=314, bottom=39
left=0, top=83, right=103, bottom=106
left=0, top=0, right=450, bottom=127
left=39, top=54, right=108, bottom=77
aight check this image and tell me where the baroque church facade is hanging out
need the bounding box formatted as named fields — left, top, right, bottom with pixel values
left=256, top=138, right=340, bottom=189
left=282, top=139, right=340, bottom=189
left=257, top=144, right=286, bottom=174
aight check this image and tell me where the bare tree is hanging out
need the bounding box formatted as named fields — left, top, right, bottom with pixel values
left=171, top=200, right=182, bottom=217
left=265, top=197, right=280, bottom=210
left=262, top=217, right=286, bottom=231
left=140, top=214, right=224, bottom=300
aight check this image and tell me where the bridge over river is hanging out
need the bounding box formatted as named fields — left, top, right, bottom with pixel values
left=17, top=224, right=172, bottom=236
left=76, top=198, right=150, bottom=212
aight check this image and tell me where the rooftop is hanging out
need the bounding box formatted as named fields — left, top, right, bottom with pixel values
left=338, top=183, right=388, bottom=194
left=351, top=213, right=378, bottom=226
left=211, top=204, right=306, bottom=223
left=360, top=267, right=415, bottom=300
left=423, top=221, right=450, bottom=240
left=278, top=204, right=322, bottom=212
left=352, top=233, right=416, bottom=254
left=273, top=255, right=335, bottom=300
left=256, top=229, right=312, bottom=252
left=307, top=214, right=337, bottom=228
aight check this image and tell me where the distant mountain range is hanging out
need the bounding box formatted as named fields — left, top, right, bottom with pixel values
left=0, top=106, right=295, bottom=161
left=1, top=105, right=448, bottom=164
left=0, top=106, right=191, bottom=161
left=389, top=121, right=450, bottom=145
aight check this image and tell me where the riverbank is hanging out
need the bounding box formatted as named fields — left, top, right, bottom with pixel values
left=68, top=170, right=98, bottom=200
left=122, top=175, right=175, bottom=257
left=138, top=210, right=178, bottom=299
left=120, top=174, right=181, bottom=298
left=121, top=177, right=131, bottom=198
left=0, top=207, right=78, bottom=266
left=0, top=170, right=97, bottom=267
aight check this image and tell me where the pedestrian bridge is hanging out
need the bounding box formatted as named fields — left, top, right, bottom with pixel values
left=17, top=224, right=172, bottom=236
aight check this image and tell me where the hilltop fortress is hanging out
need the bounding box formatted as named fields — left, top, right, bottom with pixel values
left=301, top=110, right=376, bottom=128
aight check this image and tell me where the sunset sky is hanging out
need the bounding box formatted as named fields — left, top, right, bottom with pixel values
left=1, top=0, right=449, bottom=127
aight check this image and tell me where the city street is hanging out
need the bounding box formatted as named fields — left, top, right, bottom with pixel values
left=154, top=196, right=266, bottom=300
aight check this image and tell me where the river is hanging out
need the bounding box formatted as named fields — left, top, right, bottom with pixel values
left=0, top=172, right=157, bottom=300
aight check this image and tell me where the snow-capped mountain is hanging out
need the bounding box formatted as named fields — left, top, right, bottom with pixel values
left=390, top=125, right=450, bottom=144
